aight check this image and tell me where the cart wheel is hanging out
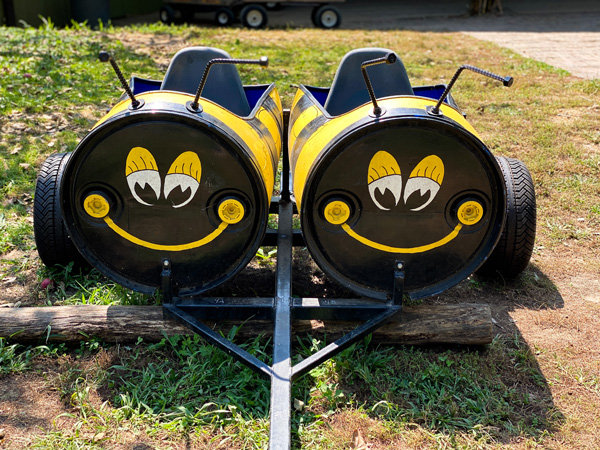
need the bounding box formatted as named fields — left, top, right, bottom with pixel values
left=159, top=6, right=175, bottom=23
left=215, top=7, right=234, bottom=26
left=476, top=157, right=536, bottom=279
left=312, top=5, right=341, bottom=29
left=34, top=153, right=87, bottom=269
left=241, top=4, right=268, bottom=29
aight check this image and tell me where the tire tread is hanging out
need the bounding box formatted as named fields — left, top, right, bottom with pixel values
left=477, top=157, right=536, bottom=279
left=33, top=153, right=86, bottom=268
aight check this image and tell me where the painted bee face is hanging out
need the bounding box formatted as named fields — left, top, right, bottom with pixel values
left=303, top=119, right=504, bottom=299
left=63, top=115, right=267, bottom=295
left=368, top=151, right=444, bottom=212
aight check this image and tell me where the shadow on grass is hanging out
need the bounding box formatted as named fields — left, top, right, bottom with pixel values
left=290, top=261, right=565, bottom=446
left=0, top=252, right=560, bottom=447
left=87, top=255, right=564, bottom=448
left=111, top=0, right=600, bottom=33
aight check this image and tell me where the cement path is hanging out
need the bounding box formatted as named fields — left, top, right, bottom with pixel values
left=394, top=12, right=600, bottom=80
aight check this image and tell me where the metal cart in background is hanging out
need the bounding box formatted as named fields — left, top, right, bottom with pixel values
left=159, top=0, right=345, bottom=28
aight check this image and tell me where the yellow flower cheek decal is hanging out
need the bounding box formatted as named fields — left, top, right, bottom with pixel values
left=126, top=147, right=161, bottom=206
left=403, top=155, right=445, bottom=211
left=367, top=150, right=403, bottom=211
left=164, top=151, right=202, bottom=208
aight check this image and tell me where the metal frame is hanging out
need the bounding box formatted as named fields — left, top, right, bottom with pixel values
left=162, top=112, right=403, bottom=450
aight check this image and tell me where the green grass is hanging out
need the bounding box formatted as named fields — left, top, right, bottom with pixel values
left=0, top=338, right=50, bottom=373
left=0, top=332, right=557, bottom=449
left=1, top=18, right=599, bottom=450
left=36, top=263, right=156, bottom=305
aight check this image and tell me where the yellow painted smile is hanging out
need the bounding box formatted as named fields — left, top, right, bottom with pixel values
left=322, top=199, right=464, bottom=254
left=341, top=223, right=463, bottom=254
left=83, top=193, right=245, bottom=252
left=104, top=216, right=228, bottom=251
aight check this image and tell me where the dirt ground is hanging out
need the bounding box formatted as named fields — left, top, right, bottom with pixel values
left=1, top=6, right=599, bottom=448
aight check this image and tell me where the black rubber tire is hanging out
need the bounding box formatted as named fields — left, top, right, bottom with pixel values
left=34, top=153, right=87, bottom=269
left=477, top=157, right=536, bottom=279
left=241, top=4, right=268, bottom=29
left=159, top=6, right=175, bottom=23
left=312, top=5, right=341, bottom=29
left=214, top=7, right=234, bottom=26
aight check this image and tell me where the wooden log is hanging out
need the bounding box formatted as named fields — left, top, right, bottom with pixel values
left=0, top=304, right=493, bottom=346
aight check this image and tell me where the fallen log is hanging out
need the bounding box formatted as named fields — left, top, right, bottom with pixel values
left=0, top=303, right=493, bottom=345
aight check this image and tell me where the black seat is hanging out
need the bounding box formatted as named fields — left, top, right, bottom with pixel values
left=323, top=48, right=414, bottom=116
left=160, top=47, right=251, bottom=117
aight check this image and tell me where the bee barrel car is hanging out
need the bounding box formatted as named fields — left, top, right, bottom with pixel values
left=34, top=47, right=283, bottom=295
left=288, top=47, right=536, bottom=300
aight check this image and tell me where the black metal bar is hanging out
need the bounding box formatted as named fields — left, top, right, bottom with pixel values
left=174, top=294, right=273, bottom=321
left=430, top=64, right=514, bottom=116
left=177, top=297, right=387, bottom=309
left=169, top=296, right=390, bottom=321
left=291, top=305, right=401, bottom=381
left=360, top=53, right=397, bottom=116
left=292, top=298, right=389, bottom=321
left=269, top=199, right=294, bottom=450
left=294, top=298, right=388, bottom=308
left=176, top=306, right=273, bottom=321
left=166, top=301, right=390, bottom=322
left=161, top=258, right=173, bottom=304
left=98, top=51, right=141, bottom=109
left=392, top=260, right=405, bottom=306
left=270, top=196, right=298, bottom=215
left=163, top=304, right=273, bottom=379
left=191, top=56, right=269, bottom=110
left=262, top=228, right=304, bottom=247
left=281, top=109, right=292, bottom=201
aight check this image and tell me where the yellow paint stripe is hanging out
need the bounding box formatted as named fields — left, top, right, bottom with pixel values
left=341, top=222, right=463, bottom=254
left=93, top=91, right=278, bottom=199
left=288, top=88, right=307, bottom=149
left=289, top=104, right=320, bottom=151
left=270, top=88, right=283, bottom=121
left=293, top=97, right=479, bottom=208
left=257, top=107, right=281, bottom=154
left=104, top=216, right=228, bottom=251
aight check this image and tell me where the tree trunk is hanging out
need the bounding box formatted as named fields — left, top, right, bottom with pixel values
left=0, top=303, right=493, bottom=346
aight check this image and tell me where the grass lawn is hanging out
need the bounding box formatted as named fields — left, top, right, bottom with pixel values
left=0, top=19, right=599, bottom=449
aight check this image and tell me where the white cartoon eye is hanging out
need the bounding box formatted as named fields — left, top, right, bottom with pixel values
left=126, top=147, right=161, bottom=206
left=403, top=155, right=444, bottom=211
left=367, top=151, right=403, bottom=211
left=164, top=151, right=202, bottom=209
